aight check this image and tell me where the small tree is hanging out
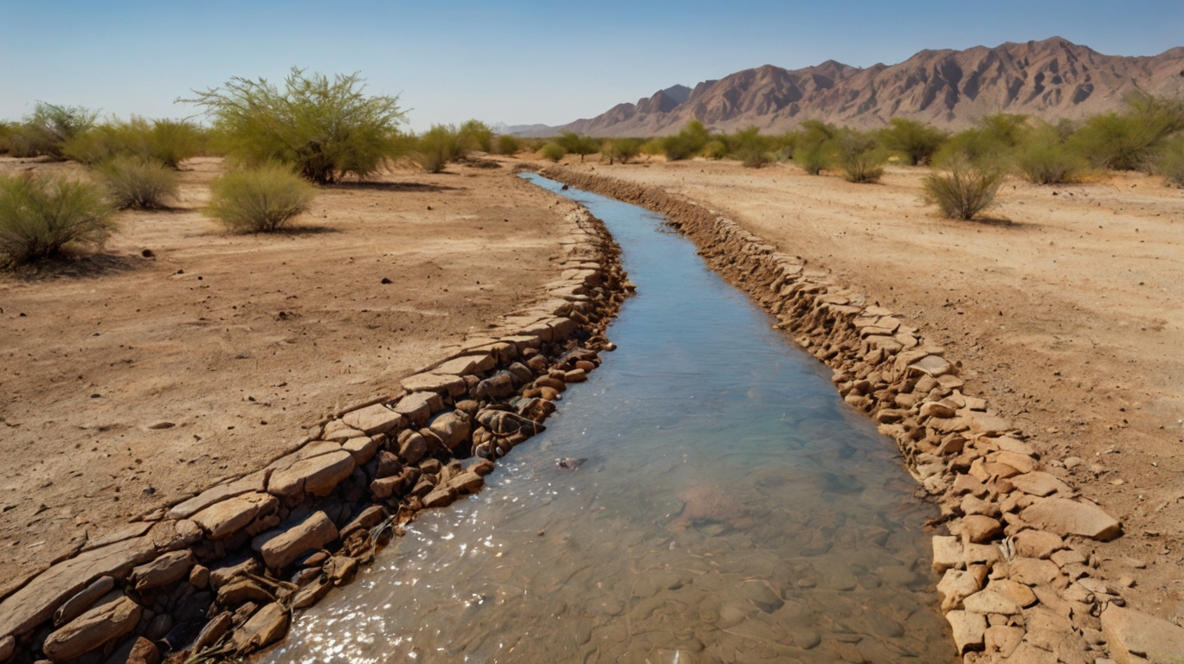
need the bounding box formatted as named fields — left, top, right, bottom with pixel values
left=923, top=159, right=1003, bottom=220
left=7, top=103, right=98, bottom=159
left=601, top=138, right=642, bottom=164
left=662, top=120, right=710, bottom=161
left=834, top=130, right=886, bottom=183
left=1070, top=93, right=1184, bottom=171
left=557, top=132, right=597, bottom=162
left=186, top=68, right=407, bottom=184
left=204, top=164, right=315, bottom=232
left=880, top=118, right=947, bottom=166
left=793, top=120, right=836, bottom=174
left=0, top=173, right=114, bottom=266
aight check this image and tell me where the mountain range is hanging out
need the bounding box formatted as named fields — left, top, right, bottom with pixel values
left=512, top=38, right=1184, bottom=137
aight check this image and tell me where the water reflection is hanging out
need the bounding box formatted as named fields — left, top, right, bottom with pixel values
left=264, top=175, right=953, bottom=663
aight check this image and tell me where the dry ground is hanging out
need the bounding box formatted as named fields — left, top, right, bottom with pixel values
left=0, top=156, right=571, bottom=585
left=549, top=156, right=1184, bottom=623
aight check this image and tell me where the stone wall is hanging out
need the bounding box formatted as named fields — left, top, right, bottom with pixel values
left=0, top=206, right=631, bottom=664
left=540, top=167, right=1181, bottom=664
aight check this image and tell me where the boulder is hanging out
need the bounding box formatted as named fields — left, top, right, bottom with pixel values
left=986, top=578, right=1037, bottom=608
left=1102, top=604, right=1184, bottom=664
left=422, top=486, right=456, bottom=508
left=448, top=470, right=484, bottom=494
left=268, top=450, right=356, bottom=498
left=397, top=431, right=428, bottom=464
left=394, top=392, right=441, bottom=425
left=434, top=353, right=494, bottom=377
left=252, top=511, right=339, bottom=571
left=129, top=550, right=195, bottom=592
left=960, top=515, right=1003, bottom=544
left=920, top=402, right=957, bottom=419
left=230, top=602, right=289, bottom=654
left=0, top=537, right=155, bottom=640
left=0, top=636, right=11, bottom=661
left=1013, top=530, right=1063, bottom=559
left=192, top=612, right=233, bottom=654
left=962, top=590, right=1021, bottom=615
left=985, top=626, right=1025, bottom=658
left=945, top=610, right=986, bottom=654
left=374, top=451, right=403, bottom=479
left=993, top=451, right=1037, bottom=474
left=42, top=595, right=141, bottom=662
left=189, top=565, right=210, bottom=590
left=340, top=506, right=387, bottom=539
left=216, top=577, right=274, bottom=606
left=341, top=404, right=404, bottom=435
left=1020, top=498, right=1122, bottom=541
left=428, top=411, right=471, bottom=449
left=909, top=355, right=954, bottom=378
left=1009, top=557, right=1061, bottom=586
left=126, top=636, right=161, bottom=664
left=937, top=568, right=984, bottom=612
left=191, top=492, right=279, bottom=540
left=931, top=536, right=963, bottom=573
left=53, top=576, right=114, bottom=627
left=341, top=436, right=380, bottom=465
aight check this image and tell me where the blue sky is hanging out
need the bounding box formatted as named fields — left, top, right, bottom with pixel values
left=1, top=1, right=1181, bottom=132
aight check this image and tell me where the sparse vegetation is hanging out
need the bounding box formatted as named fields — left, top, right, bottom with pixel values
left=204, top=164, right=315, bottom=232
left=0, top=173, right=114, bottom=266
left=495, top=134, right=521, bottom=156
left=95, top=156, right=178, bottom=209
left=833, top=130, right=886, bottom=183
left=934, top=114, right=1030, bottom=169
left=601, top=138, right=642, bottom=164
left=458, top=120, right=494, bottom=153
left=793, top=121, right=836, bottom=174
left=881, top=118, right=947, bottom=166
left=540, top=142, right=567, bottom=162
left=662, top=120, right=710, bottom=161
left=923, top=159, right=1003, bottom=220
left=1016, top=122, right=1088, bottom=184
left=557, top=132, right=598, bottom=162
left=63, top=117, right=205, bottom=168
left=187, top=68, right=407, bottom=184
left=1158, top=136, right=1184, bottom=187
left=413, top=125, right=466, bottom=173
left=6, top=103, right=98, bottom=159
left=1070, top=93, right=1184, bottom=171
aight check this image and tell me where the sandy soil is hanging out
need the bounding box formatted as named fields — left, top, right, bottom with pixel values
left=550, top=156, right=1184, bottom=623
left=0, top=156, right=572, bottom=585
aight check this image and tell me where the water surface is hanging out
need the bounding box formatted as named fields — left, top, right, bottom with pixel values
left=265, top=175, right=953, bottom=663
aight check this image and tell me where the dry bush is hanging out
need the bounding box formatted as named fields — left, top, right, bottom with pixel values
left=495, top=134, right=521, bottom=156
left=204, top=164, right=315, bottom=232
left=96, top=156, right=178, bottom=209
left=1158, top=136, right=1184, bottom=187
left=0, top=173, right=114, bottom=266
left=834, top=131, right=885, bottom=183
left=922, top=159, right=1003, bottom=220
left=7, top=103, right=98, bottom=159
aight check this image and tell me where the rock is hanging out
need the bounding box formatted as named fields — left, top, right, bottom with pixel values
left=341, top=436, right=380, bottom=464
left=985, top=625, right=1025, bottom=658
left=150, top=518, right=203, bottom=552
left=400, top=372, right=466, bottom=397
left=146, top=613, right=172, bottom=641
left=369, top=476, right=403, bottom=500
left=341, top=404, right=404, bottom=435
left=252, top=511, right=339, bottom=571
left=986, top=579, right=1037, bottom=608
left=1013, top=530, right=1063, bottom=559
left=189, top=564, right=210, bottom=590
left=921, top=401, right=958, bottom=419
left=340, top=506, right=387, bottom=539
left=1009, top=557, right=1061, bottom=586
left=422, top=486, right=456, bottom=508
left=1010, top=472, right=1073, bottom=497
left=192, top=612, right=233, bottom=654
left=448, top=470, right=484, bottom=494
left=169, top=472, right=270, bottom=520
left=952, top=474, right=988, bottom=497
left=945, top=610, right=986, bottom=653
left=215, top=577, right=274, bottom=606
left=325, top=556, right=358, bottom=586
left=394, top=392, right=441, bottom=425
left=291, top=576, right=332, bottom=609
left=961, top=515, right=1003, bottom=543
left=268, top=450, right=356, bottom=498
left=932, top=536, right=964, bottom=573
left=79, top=523, right=153, bottom=553
left=321, top=420, right=365, bottom=442
left=993, top=450, right=1037, bottom=474
left=191, top=492, right=279, bottom=540
left=1102, top=605, right=1184, bottom=664
left=43, top=595, right=141, bottom=662
left=910, top=355, right=954, bottom=378
left=397, top=430, right=428, bottom=464
left=130, top=550, right=195, bottom=592
left=124, top=636, right=160, bottom=664
left=374, top=451, right=403, bottom=479
left=434, top=352, right=496, bottom=376
left=428, top=411, right=471, bottom=449
left=208, top=557, right=260, bottom=590
left=0, top=537, right=155, bottom=641
left=1020, top=498, right=1122, bottom=541
left=0, top=636, right=11, bottom=661
left=53, top=576, right=114, bottom=627
left=937, top=568, right=985, bottom=612
left=230, top=602, right=289, bottom=654
left=962, top=590, right=1021, bottom=615
left=470, top=459, right=496, bottom=476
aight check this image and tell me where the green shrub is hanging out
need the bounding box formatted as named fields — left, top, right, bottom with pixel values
left=602, top=138, right=642, bottom=164
left=7, top=103, right=98, bottom=159
left=146, top=119, right=205, bottom=168
left=0, top=122, right=13, bottom=154
left=413, top=125, right=466, bottom=173
left=701, top=140, right=727, bottom=160
left=728, top=127, right=773, bottom=168
left=540, top=142, right=567, bottom=162
left=793, top=120, right=836, bottom=174
left=880, top=118, right=948, bottom=166
left=923, top=159, right=1004, bottom=220
left=1016, top=123, right=1087, bottom=184
left=204, top=164, right=315, bottom=232
left=557, top=132, right=598, bottom=162
left=186, top=68, right=407, bottom=184
left=96, top=156, right=178, bottom=209
left=662, top=120, right=711, bottom=160
left=834, top=131, right=886, bottom=183
left=1157, top=136, right=1184, bottom=186
left=495, top=134, right=521, bottom=155
left=0, top=173, right=114, bottom=266
left=934, top=114, right=1030, bottom=168
left=458, top=120, right=494, bottom=153
left=1070, top=94, right=1184, bottom=171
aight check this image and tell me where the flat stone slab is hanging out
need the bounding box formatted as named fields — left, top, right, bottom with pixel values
left=268, top=450, right=356, bottom=498
left=394, top=392, right=443, bottom=425
left=910, top=355, right=954, bottom=378
left=191, top=492, right=279, bottom=540
left=341, top=404, right=404, bottom=436
left=1020, top=498, right=1122, bottom=541
left=129, top=550, right=195, bottom=592
left=1010, top=471, right=1073, bottom=497
left=1102, top=604, right=1184, bottom=664
left=434, top=352, right=495, bottom=377
left=43, top=595, right=141, bottom=662
left=0, top=537, right=155, bottom=640
left=252, top=511, right=339, bottom=571
left=341, top=436, right=379, bottom=464
left=400, top=373, right=466, bottom=397
left=168, top=471, right=268, bottom=520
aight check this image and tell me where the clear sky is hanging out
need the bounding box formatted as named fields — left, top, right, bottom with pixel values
left=2, top=1, right=1181, bottom=132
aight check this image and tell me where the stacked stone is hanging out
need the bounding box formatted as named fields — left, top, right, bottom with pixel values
left=0, top=208, right=630, bottom=664
left=543, top=168, right=1184, bottom=664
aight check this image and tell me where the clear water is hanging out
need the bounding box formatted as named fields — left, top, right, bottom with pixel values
left=264, top=175, right=954, bottom=663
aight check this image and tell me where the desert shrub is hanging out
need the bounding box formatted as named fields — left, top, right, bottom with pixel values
left=540, top=142, right=567, bottom=162
left=0, top=173, right=114, bottom=266
left=923, top=159, right=1003, bottom=220
left=95, top=156, right=178, bottom=209
left=728, top=127, right=773, bottom=168
left=793, top=120, right=836, bottom=174
left=701, top=140, right=727, bottom=160
left=0, top=122, right=13, bottom=154
left=662, top=120, right=711, bottom=161
left=495, top=134, right=521, bottom=155
left=413, top=125, right=466, bottom=173
left=204, top=164, right=314, bottom=232
left=1070, top=94, right=1184, bottom=171
left=834, top=130, right=886, bottom=183
left=146, top=120, right=205, bottom=168
left=934, top=114, right=1030, bottom=168
left=880, top=118, right=948, bottom=166
left=187, top=68, right=407, bottom=184
left=7, top=103, right=98, bottom=159
left=1157, top=136, right=1184, bottom=186
left=63, top=117, right=203, bottom=168
left=602, top=138, right=642, bottom=164
left=640, top=138, right=665, bottom=158
left=556, top=132, right=598, bottom=162
left=458, top=120, right=494, bottom=153
left=1016, top=123, right=1087, bottom=184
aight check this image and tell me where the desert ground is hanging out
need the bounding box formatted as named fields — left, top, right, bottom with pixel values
left=547, top=154, right=1184, bottom=624
left=0, top=156, right=577, bottom=589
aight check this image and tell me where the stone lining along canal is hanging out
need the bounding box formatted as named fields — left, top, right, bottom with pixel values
left=265, top=175, right=955, bottom=663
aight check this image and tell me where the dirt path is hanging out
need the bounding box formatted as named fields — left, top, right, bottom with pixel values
left=548, top=157, right=1184, bottom=624
left=0, top=156, right=572, bottom=587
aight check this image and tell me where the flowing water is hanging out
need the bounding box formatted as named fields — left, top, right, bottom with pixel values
left=265, top=175, right=954, bottom=663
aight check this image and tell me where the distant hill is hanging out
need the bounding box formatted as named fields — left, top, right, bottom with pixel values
left=541, top=37, right=1184, bottom=137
